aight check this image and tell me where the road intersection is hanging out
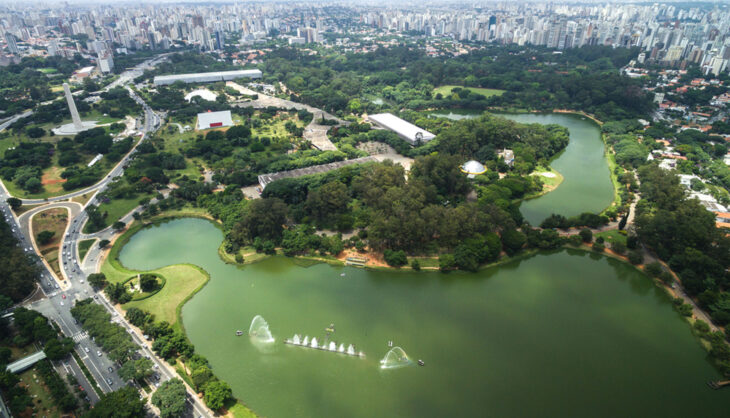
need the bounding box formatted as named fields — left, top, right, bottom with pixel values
left=1, top=55, right=212, bottom=417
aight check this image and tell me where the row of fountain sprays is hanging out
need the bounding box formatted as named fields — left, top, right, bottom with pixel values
left=286, top=334, right=364, bottom=357
left=246, top=315, right=419, bottom=369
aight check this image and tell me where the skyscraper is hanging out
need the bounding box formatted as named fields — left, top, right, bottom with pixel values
left=5, top=33, right=19, bottom=54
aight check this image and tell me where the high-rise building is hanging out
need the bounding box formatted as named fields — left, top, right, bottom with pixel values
left=98, top=52, right=114, bottom=73
left=5, top=33, right=19, bottom=54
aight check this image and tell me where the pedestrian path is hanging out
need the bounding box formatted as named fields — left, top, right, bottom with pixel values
left=72, top=331, right=88, bottom=343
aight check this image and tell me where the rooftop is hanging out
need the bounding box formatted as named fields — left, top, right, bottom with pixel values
left=154, top=69, right=262, bottom=85
left=197, top=110, right=233, bottom=128
left=259, top=157, right=378, bottom=189
left=368, top=113, right=435, bottom=144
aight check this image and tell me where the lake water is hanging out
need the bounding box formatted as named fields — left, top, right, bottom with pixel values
left=429, top=110, right=614, bottom=225
left=118, top=218, right=729, bottom=418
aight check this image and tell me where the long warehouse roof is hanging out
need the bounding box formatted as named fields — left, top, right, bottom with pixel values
left=154, top=69, right=262, bottom=85
left=368, top=113, right=436, bottom=144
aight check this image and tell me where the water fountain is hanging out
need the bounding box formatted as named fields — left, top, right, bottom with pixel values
left=248, top=315, right=275, bottom=344
left=328, top=341, right=337, bottom=351
left=292, top=334, right=301, bottom=345
left=303, top=336, right=309, bottom=346
left=347, top=344, right=356, bottom=356
left=379, top=346, right=412, bottom=369
left=338, top=343, right=345, bottom=353
left=310, top=337, right=319, bottom=348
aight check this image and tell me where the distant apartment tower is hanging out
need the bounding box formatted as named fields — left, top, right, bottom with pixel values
left=297, top=27, right=318, bottom=43
left=214, top=30, right=225, bottom=50
left=98, top=52, right=114, bottom=73
left=5, top=33, right=19, bottom=54
left=47, top=40, right=59, bottom=56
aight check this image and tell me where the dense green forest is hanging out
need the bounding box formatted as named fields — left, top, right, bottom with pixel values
left=262, top=44, right=654, bottom=121
left=0, top=218, right=39, bottom=302
left=129, top=114, right=571, bottom=268
left=0, top=55, right=90, bottom=115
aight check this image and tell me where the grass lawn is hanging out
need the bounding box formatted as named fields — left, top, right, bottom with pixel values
left=228, top=401, right=259, bottom=418
left=433, top=85, right=505, bottom=98
left=0, top=136, right=19, bottom=157
left=78, top=239, right=95, bottom=262
left=32, top=208, right=68, bottom=251
left=32, top=207, right=68, bottom=279
left=123, top=265, right=208, bottom=327
left=18, top=367, right=60, bottom=417
left=408, top=256, right=440, bottom=268
left=594, top=230, right=627, bottom=246
left=71, top=192, right=95, bottom=206
left=84, top=194, right=151, bottom=234
left=602, top=147, right=623, bottom=214
left=530, top=165, right=564, bottom=190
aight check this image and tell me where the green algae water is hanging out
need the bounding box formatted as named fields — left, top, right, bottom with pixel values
left=429, top=111, right=614, bottom=225
left=119, top=218, right=729, bottom=418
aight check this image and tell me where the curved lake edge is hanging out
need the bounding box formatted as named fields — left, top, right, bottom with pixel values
left=428, top=108, right=621, bottom=220
left=111, top=217, right=729, bottom=417
left=108, top=216, right=692, bottom=328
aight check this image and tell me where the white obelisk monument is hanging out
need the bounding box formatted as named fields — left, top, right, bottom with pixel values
left=63, top=83, right=84, bottom=131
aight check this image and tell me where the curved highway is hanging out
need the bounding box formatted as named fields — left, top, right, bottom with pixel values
left=1, top=54, right=213, bottom=418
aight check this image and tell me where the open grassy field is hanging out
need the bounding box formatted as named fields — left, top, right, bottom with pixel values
left=84, top=194, right=152, bottom=233
left=33, top=207, right=68, bottom=279
left=18, top=367, right=61, bottom=418
left=123, top=265, right=208, bottom=326
left=71, top=192, right=95, bottom=206
left=102, top=259, right=208, bottom=327
left=78, top=239, right=95, bottom=262
left=32, top=208, right=68, bottom=251
left=0, top=135, right=19, bottom=157
left=594, top=230, right=627, bottom=246
left=433, top=85, right=505, bottom=98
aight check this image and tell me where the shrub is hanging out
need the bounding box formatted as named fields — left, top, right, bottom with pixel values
left=579, top=228, right=592, bottom=243
left=439, top=254, right=456, bottom=272
left=693, top=319, right=710, bottom=336
left=410, top=259, right=420, bottom=271
left=383, top=249, right=407, bottom=267
left=626, top=235, right=638, bottom=249
left=611, top=241, right=626, bottom=255
left=678, top=304, right=693, bottom=317
left=627, top=251, right=643, bottom=265
left=36, top=230, right=55, bottom=245
left=595, top=236, right=605, bottom=244
left=592, top=242, right=605, bottom=252
left=659, top=271, right=674, bottom=284
left=568, top=235, right=582, bottom=246
left=644, top=262, right=662, bottom=278
left=235, top=254, right=244, bottom=263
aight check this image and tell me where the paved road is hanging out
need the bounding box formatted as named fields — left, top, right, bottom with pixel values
left=227, top=81, right=348, bottom=151
left=0, top=110, right=33, bottom=132
left=2, top=53, right=213, bottom=417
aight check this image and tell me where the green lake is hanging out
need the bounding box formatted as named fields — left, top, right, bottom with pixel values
left=429, top=110, right=614, bottom=225
left=118, top=218, right=729, bottom=418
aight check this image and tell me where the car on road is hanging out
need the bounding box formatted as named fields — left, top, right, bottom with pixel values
left=97, top=350, right=102, bottom=357
left=107, top=367, right=114, bottom=373
left=62, top=294, right=66, bottom=299
left=106, top=378, right=113, bottom=386
left=60, top=301, right=64, bottom=306
left=84, top=347, right=90, bottom=353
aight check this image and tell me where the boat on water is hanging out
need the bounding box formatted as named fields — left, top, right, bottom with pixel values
left=235, top=330, right=243, bottom=336
left=418, top=359, right=425, bottom=366
left=388, top=340, right=393, bottom=347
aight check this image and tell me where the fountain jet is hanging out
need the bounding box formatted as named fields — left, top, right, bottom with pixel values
left=380, top=346, right=412, bottom=369
left=248, top=315, right=275, bottom=344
